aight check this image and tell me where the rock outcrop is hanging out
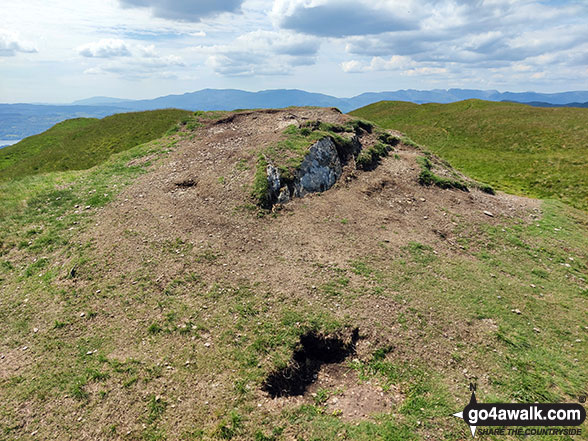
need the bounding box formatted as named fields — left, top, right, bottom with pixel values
left=267, top=136, right=349, bottom=206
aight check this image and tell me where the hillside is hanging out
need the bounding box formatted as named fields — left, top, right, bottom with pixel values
left=0, top=108, right=586, bottom=440
left=4, top=89, right=588, bottom=143
left=0, top=103, right=130, bottom=140
left=351, top=100, right=588, bottom=211
left=0, top=109, right=191, bottom=181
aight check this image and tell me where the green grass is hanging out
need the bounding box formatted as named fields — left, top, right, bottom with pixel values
left=351, top=100, right=588, bottom=211
left=0, top=109, right=191, bottom=180
left=0, top=110, right=587, bottom=440
left=416, top=156, right=469, bottom=191
left=356, top=142, right=394, bottom=170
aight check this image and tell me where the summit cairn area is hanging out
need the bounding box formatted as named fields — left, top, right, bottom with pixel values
left=0, top=106, right=586, bottom=441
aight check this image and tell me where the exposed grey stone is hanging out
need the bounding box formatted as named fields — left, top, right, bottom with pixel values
left=277, top=187, right=290, bottom=204
left=293, top=137, right=342, bottom=197
left=265, top=136, right=355, bottom=207
left=267, top=164, right=281, bottom=196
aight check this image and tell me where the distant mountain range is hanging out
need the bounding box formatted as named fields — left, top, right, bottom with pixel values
left=2, top=88, right=588, bottom=141
left=508, top=101, right=588, bottom=108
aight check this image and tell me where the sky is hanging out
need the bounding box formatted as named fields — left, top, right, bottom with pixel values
left=1, top=0, right=587, bottom=103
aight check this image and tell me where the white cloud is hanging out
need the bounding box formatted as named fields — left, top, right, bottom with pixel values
left=340, top=60, right=363, bottom=73
left=403, top=67, right=447, bottom=76
left=83, top=54, right=185, bottom=79
left=200, top=30, right=321, bottom=76
left=338, top=0, right=588, bottom=83
left=0, top=31, right=37, bottom=56
left=272, top=0, right=419, bottom=37
left=137, top=44, right=157, bottom=58
left=78, top=39, right=131, bottom=58
left=118, top=0, right=244, bottom=22
left=341, top=55, right=414, bottom=72
left=81, top=39, right=185, bottom=79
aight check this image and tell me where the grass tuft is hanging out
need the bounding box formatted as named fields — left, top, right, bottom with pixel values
left=417, top=156, right=469, bottom=191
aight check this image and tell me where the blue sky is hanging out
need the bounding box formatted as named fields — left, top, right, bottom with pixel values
left=1, top=0, right=587, bottom=102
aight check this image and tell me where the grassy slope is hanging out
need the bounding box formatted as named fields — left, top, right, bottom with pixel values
left=0, top=115, right=586, bottom=440
left=351, top=100, right=588, bottom=211
left=0, top=109, right=192, bottom=181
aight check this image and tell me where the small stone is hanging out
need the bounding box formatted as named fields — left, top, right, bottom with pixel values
left=80, top=312, right=85, bottom=317
left=22, top=346, right=28, bottom=351
left=85, top=206, right=91, bottom=210
left=86, top=351, right=93, bottom=355
left=483, top=211, right=494, bottom=217
left=204, top=342, right=211, bottom=348
left=33, top=328, right=39, bottom=333
left=575, top=339, right=582, bottom=343
left=512, top=309, right=522, bottom=315
left=533, top=328, right=540, bottom=333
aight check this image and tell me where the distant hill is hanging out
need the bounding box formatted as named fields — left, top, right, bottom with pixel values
left=504, top=100, right=588, bottom=108
left=351, top=99, right=588, bottom=211
left=3, top=88, right=588, bottom=141
left=74, top=88, right=588, bottom=112
left=71, top=96, right=134, bottom=106
left=0, top=109, right=190, bottom=180
left=0, top=103, right=132, bottom=140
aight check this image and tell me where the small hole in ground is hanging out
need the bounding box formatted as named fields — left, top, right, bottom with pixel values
left=175, top=179, right=197, bottom=188
left=262, top=328, right=359, bottom=398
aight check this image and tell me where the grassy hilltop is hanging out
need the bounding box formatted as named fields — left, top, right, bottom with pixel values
left=0, top=109, right=192, bottom=181
left=351, top=100, right=588, bottom=211
left=0, top=108, right=586, bottom=440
